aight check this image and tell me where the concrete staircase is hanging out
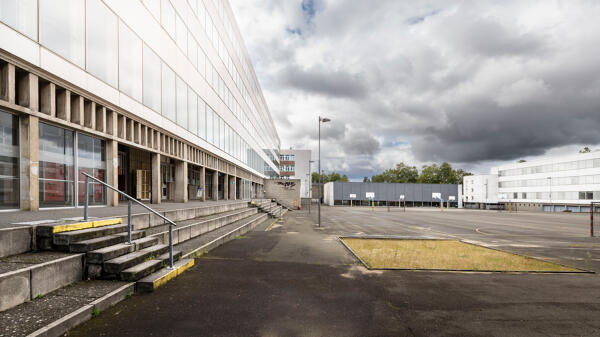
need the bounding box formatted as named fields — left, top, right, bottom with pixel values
left=252, top=199, right=285, bottom=217
left=0, top=201, right=269, bottom=314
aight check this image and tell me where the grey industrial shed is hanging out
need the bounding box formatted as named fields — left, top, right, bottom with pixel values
left=323, top=182, right=461, bottom=207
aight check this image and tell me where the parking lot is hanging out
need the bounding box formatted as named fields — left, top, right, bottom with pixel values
left=69, top=206, right=600, bottom=337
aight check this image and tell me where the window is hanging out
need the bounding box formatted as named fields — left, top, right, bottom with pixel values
left=143, top=44, right=161, bottom=112
left=39, top=123, right=74, bottom=207
left=206, top=107, right=213, bottom=143
left=40, top=0, right=85, bottom=67
left=188, top=88, right=198, bottom=135
left=0, top=0, right=37, bottom=40
left=198, top=100, right=206, bottom=139
left=188, top=40, right=198, bottom=69
left=175, top=15, right=187, bottom=52
left=219, top=117, right=225, bottom=150
left=142, top=0, right=160, bottom=20
left=198, top=48, right=206, bottom=77
left=119, top=22, right=142, bottom=101
left=86, top=0, right=118, bottom=86
left=161, top=64, right=176, bottom=122
left=77, top=134, right=106, bottom=205
left=0, top=110, right=19, bottom=209
left=176, top=76, right=187, bottom=128
left=161, top=0, right=175, bottom=39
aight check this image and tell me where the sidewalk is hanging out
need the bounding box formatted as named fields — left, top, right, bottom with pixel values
left=0, top=200, right=249, bottom=229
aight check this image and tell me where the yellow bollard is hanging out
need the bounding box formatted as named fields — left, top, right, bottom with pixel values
left=441, top=201, right=443, bottom=212
left=371, top=200, right=374, bottom=212
left=350, top=200, right=352, bottom=208
left=509, top=203, right=512, bottom=213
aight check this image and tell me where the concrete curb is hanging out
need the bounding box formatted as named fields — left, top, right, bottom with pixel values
left=26, top=282, right=135, bottom=337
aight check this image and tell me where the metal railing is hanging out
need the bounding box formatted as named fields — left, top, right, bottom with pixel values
left=82, top=172, right=177, bottom=269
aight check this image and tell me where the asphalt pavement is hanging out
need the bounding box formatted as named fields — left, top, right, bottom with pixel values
left=67, top=206, right=600, bottom=337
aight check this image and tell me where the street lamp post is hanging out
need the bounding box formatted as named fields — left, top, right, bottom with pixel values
left=308, top=160, right=315, bottom=214
left=548, top=176, right=552, bottom=211
left=318, top=116, right=331, bottom=227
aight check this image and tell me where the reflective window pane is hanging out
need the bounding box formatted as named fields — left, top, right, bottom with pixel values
left=176, top=75, right=187, bottom=128
left=0, top=110, right=19, bottom=208
left=143, top=44, right=161, bottom=112
left=119, top=22, right=142, bottom=101
left=86, top=0, right=118, bottom=86
left=175, top=15, right=187, bottom=52
left=77, top=134, right=106, bottom=205
left=198, top=100, right=206, bottom=139
left=39, top=123, right=74, bottom=207
left=142, top=0, right=160, bottom=20
left=161, top=0, right=175, bottom=39
left=188, top=88, right=198, bottom=135
left=206, top=107, right=213, bottom=144
left=40, top=0, right=85, bottom=67
left=0, top=0, right=37, bottom=40
left=161, top=63, right=176, bottom=122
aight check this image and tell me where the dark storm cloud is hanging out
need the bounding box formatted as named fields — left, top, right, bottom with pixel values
left=279, top=65, right=368, bottom=99
left=231, top=0, right=600, bottom=178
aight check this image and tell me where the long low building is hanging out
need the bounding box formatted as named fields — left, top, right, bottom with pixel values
left=0, top=0, right=280, bottom=211
left=464, top=151, right=600, bottom=212
left=323, top=182, right=462, bottom=207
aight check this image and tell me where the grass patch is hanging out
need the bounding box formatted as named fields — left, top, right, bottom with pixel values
left=341, top=238, right=581, bottom=272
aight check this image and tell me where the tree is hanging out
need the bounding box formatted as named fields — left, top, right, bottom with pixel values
left=371, top=163, right=418, bottom=183
left=580, top=147, right=592, bottom=153
left=517, top=159, right=527, bottom=163
left=312, top=171, right=348, bottom=183
left=418, top=164, right=441, bottom=184
left=363, top=176, right=371, bottom=183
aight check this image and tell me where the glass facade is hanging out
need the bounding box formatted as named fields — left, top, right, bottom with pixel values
left=77, top=134, right=106, bottom=205
left=119, top=22, right=143, bottom=101
left=39, top=123, right=75, bottom=207
left=0, top=110, right=19, bottom=209
left=0, top=0, right=37, bottom=40
left=86, top=0, right=118, bottom=87
left=39, top=0, right=85, bottom=67
left=143, top=45, right=161, bottom=113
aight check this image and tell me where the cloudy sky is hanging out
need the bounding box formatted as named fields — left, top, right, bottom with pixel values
left=229, top=0, right=600, bottom=180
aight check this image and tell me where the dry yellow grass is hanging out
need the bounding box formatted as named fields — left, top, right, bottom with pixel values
left=342, top=238, right=580, bottom=272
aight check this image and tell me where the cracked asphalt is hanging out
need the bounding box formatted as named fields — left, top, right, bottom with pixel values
left=67, top=206, right=600, bottom=336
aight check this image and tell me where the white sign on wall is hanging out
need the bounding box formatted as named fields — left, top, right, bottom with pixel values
left=399, top=195, right=405, bottom=200
left=432, top=192, right=442, bottom=200
left=366, top=192, right=375, bottom=199
left=349, top=194, right=357, bottom=199
left=448, top=196, right=456, bottom=201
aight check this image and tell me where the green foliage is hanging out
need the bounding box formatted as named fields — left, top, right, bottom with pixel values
left=371, top=162, right=472, bottom=185
left=517, top=159, right=527, bottom=163
left=36, top=293, right=44, bottom=299
left=372, top=163, right=419, bottom=183
left=580, top=147, right=592, bottom=153
left=92, top=307, right=100, bottom=317
left=363, top=176, right=371, bottom=183
left=312, top=171, right=349, bottom=183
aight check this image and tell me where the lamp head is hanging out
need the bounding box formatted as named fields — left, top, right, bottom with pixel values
left=320, top=117, right=331, bottom=123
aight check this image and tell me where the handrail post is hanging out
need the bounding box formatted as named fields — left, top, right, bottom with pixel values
left=84, top=175, right=89, bottom=221
left=168, top=224, right=174, bottom=268
left=127, top=200, right=132, bottom=244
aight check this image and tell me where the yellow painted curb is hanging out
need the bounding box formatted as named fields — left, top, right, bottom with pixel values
left=153, top=259, right=195, bottom=290
left=52, top=218, right=122, bottom=233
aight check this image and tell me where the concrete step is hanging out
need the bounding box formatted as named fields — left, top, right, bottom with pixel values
left=119, top=250, right=183, bottom=281
left=69, top=231, right=144, bottom=253
left=87, top=236, right=159, bottom=264
left=53, top=223, right=130, bottom=245
left=136, top=258, right=195, bottom=293
left=104, top=244, right=168, bottom=274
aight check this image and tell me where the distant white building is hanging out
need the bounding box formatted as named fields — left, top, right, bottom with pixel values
left=464, top=151, right=600, bottom=212
left=463, top=174, right=499, bottom=209
left=279, top=149, right=312, bottom=198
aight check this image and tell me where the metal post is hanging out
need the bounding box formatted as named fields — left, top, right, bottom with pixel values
left=387, top=200, right=390, bottom=212
left=404, top=200, right=406, bottom=212
left=127, top=200, right=132, bottom=244
left=83, top=176, right=89, bottom=221
left=591, top=202, right=594, bottom=237
left=168, top=224, right=174, bottom=268
left=318, top=118, right=321, bottom=227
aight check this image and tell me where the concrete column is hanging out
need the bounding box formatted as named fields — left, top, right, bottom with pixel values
left=151, top=153, right=161, bottom=204
left=230, top=176, right=236, bottom=200
left=212, top=170, right=218, bottom=201
left=19, top=115, right=39, bottom=211
left=223, top=174, right=229, bottom=200
left=174, top=160, right=188, bottom=203
left=1, top=63, right=15, bottom=103
left=106, top=139, right=119, bottom=206
left=200, top=166, right=206, bottom=201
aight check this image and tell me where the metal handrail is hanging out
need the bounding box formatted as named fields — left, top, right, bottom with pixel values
left=82, top=172, right=177, bottom=269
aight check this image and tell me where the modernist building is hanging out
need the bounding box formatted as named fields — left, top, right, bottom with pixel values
left=0, top=0, right=280, bottom=211
left=323, top=182, right=462, bottom=207
left=279, top=149, right=311, bottom=198
left=462, top=174, right=499, bottom=209
left=464, top=151, right=600, bottom=212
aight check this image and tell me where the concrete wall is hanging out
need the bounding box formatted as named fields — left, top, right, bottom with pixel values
left=463, top=174, right=499, bottom=204
left=0, top=227, right=32, bottom=258
left=265, top=179, right=301, bottom=207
